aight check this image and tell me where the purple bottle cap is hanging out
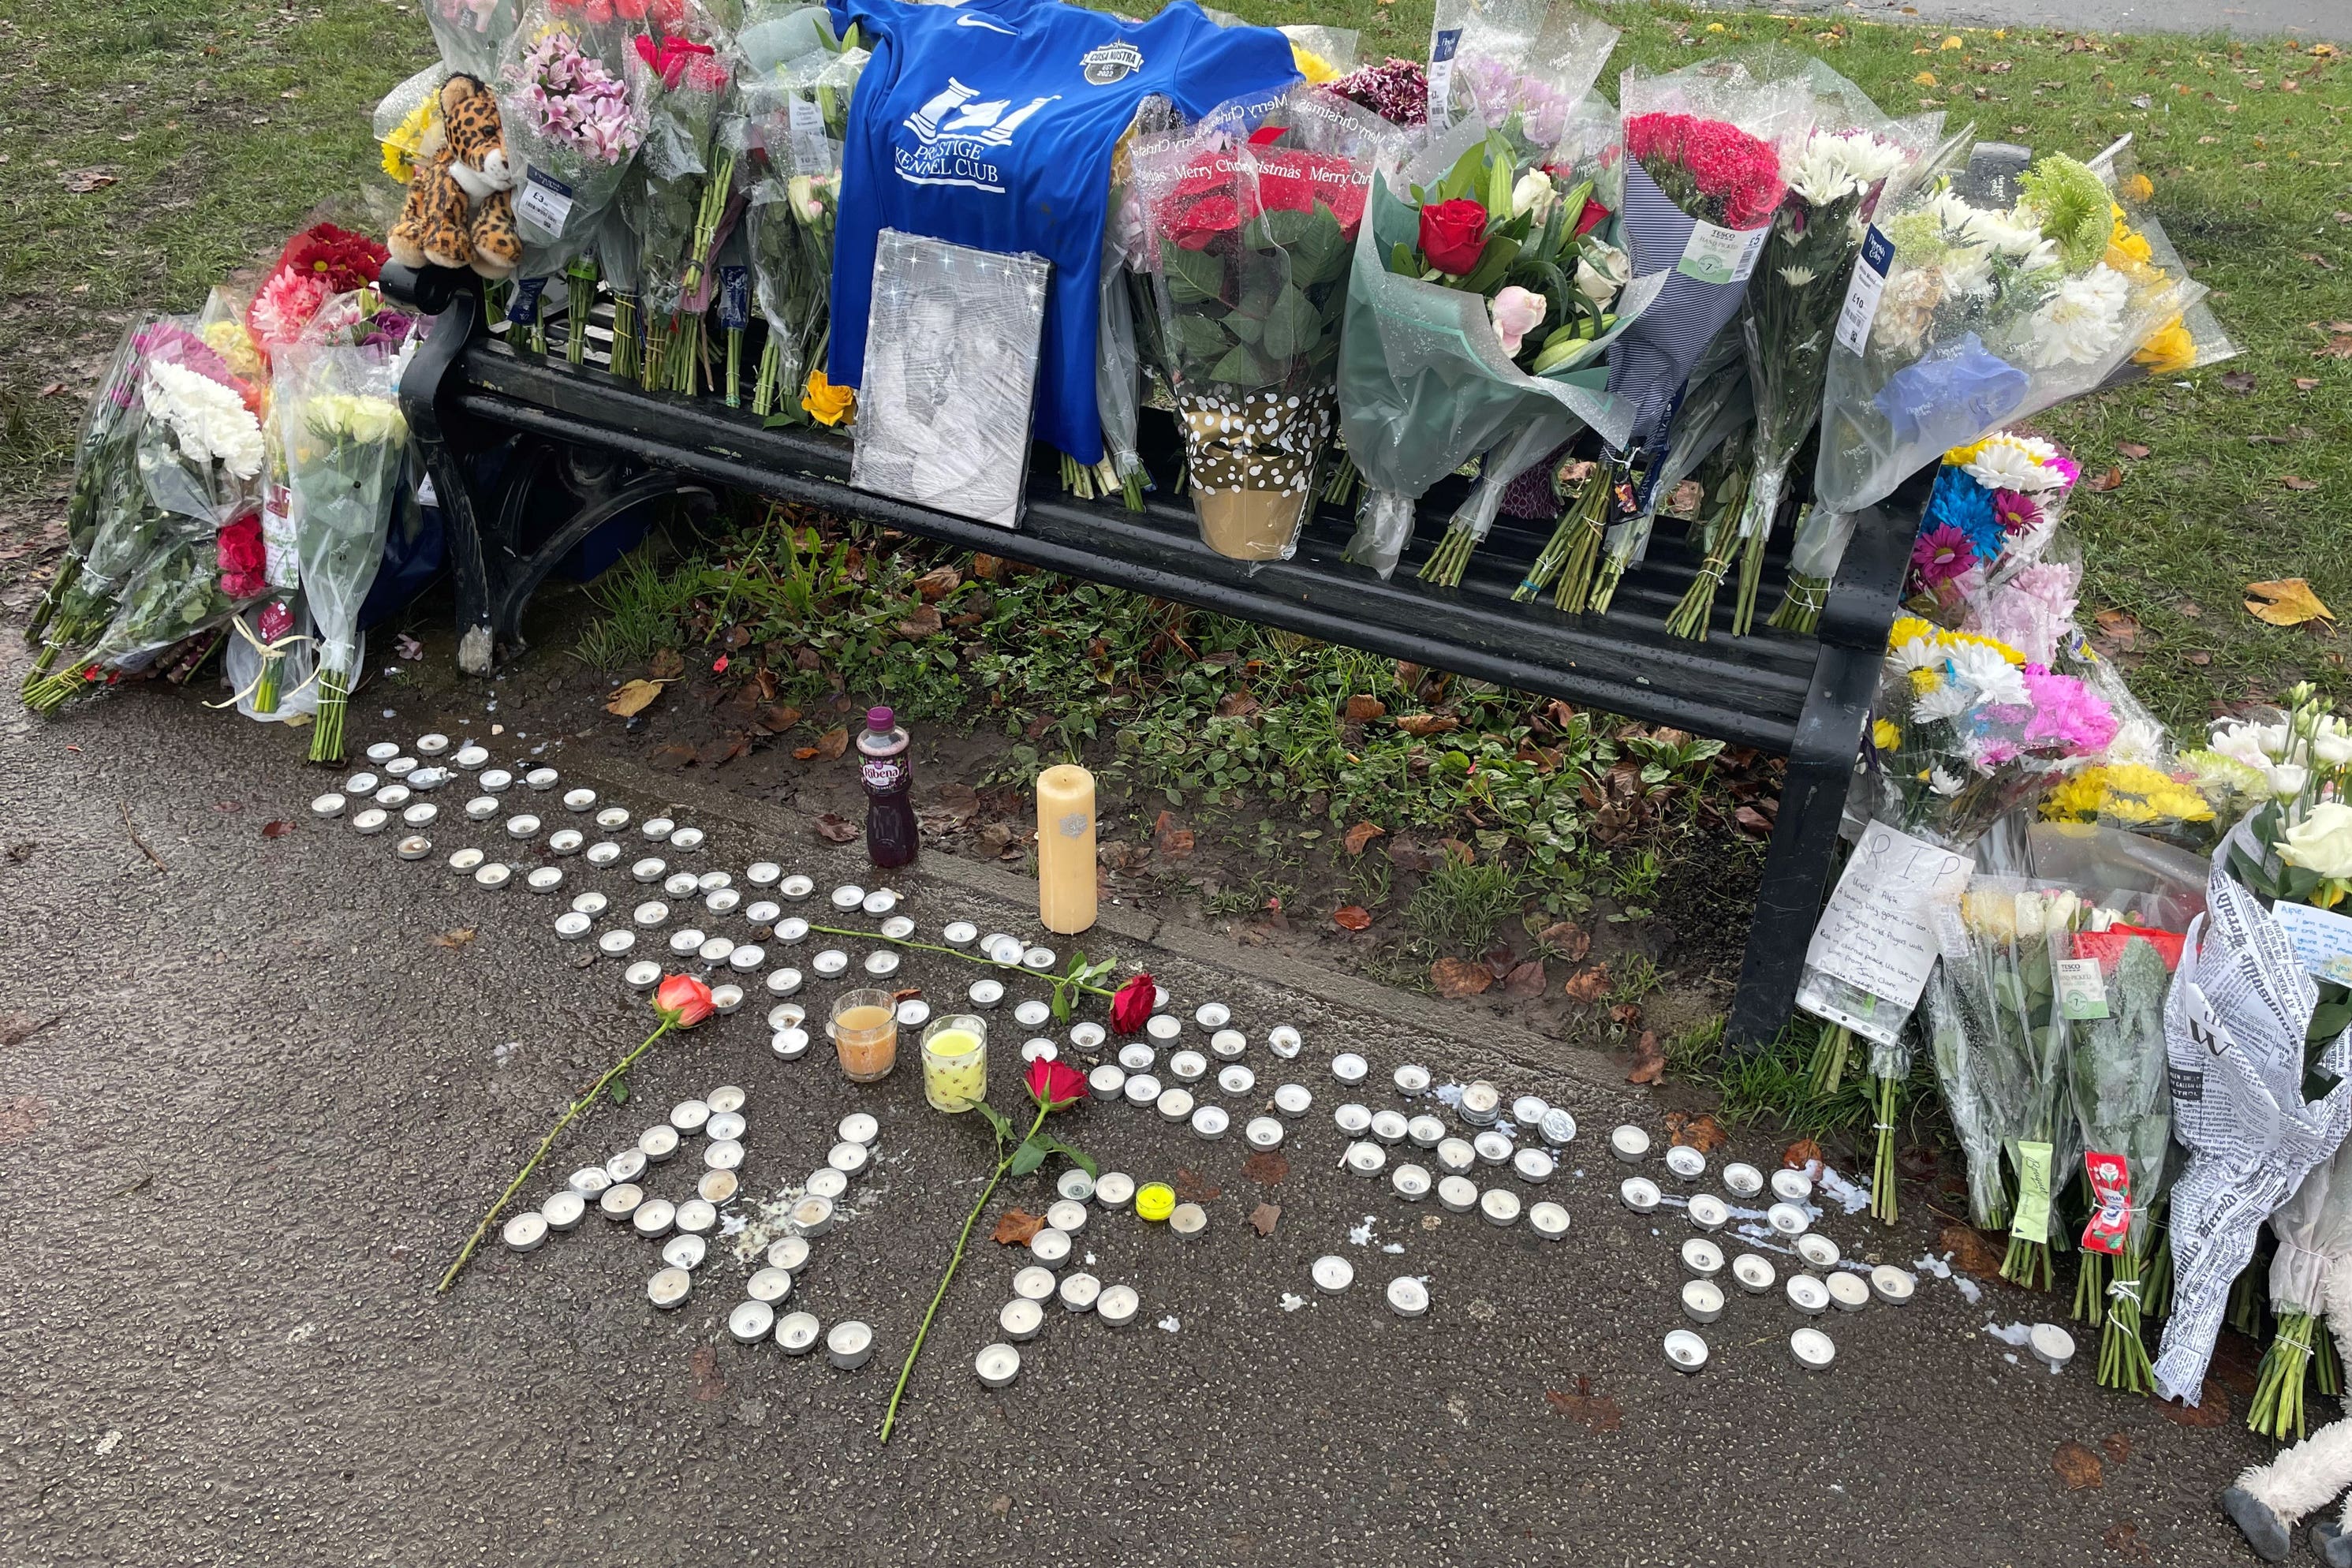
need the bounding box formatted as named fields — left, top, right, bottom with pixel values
left=867, top=706, right=894, bottom=730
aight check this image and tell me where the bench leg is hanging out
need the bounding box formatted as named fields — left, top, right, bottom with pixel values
left=435, top=442, right=498, bottom=675
left=491, top=468, right=715, bottom=658
left=1724, top=637, right=1883, bottom=1048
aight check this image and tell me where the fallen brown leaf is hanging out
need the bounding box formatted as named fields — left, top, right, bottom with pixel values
left=2103, top=1522, right=2153, bottom=1564
left=810, top=726, right=849, bottom=760
left=1174, top=1167, right=1221, bottom=1204
left=2100, top=1432, right=2132, bottom=1465
left=1395, top=712, right=1460, bottom=737
left=1734, top=805, right=1774, bottom=837
left=2279, top=475, right=2322, bottom=492
left=1626, top=1030, right=1665, bottom=1085
left=1536, top=920, right=1591, bottom=961
left=1333, top=905, right=1373, bottom=931
left=2220, top=370, right=2259, bottom=394
left=2093, top=607, right=2140, bottom=649
left=1216, top=690, right=1260, bottom=719
left=1563, top=965, right=1610, bottom=1003
left=971, top=553, right=1005, bottom=581
left=2317, top=334, right=2352, bottom=360
left=755, top=704, right=802, bottom=734
left=649, top=648, right=686, bottom=680
left=2297, top=376, right=2321, bottom=390
left=1342, top=821, right=1386, bottom=855
left=696, top=734, right=748, bottom=768
left=687, top=1343, right=726, bottom=1402
left=912, top=565, right=961, bottom=602
left=2053, top=1439, right=2104, bottom=1491
left=1545, top=1376, right=1623, bottom=1432
left=2115, top=440, right=2151, bottom=460
left=1663, top=1111, right=1730, bottom=1152
left=1783, top=1138, right=1826, bottom=1176
left=1939, top=1223, right=2006, bottom=1279
left=2245, top=577, right=2334, bottom=627
left=1152, top=810, right=1195, bottom=861
left=63, top=167, right=118, bottom=192
left=897, top=604, right=943, bottom=638
left=260, top=819, right=294, bottom=839
left=992, top=1208, right=1046, bottom=1245
left=1242, top=1151, right=1289, bottom=1185
left=1430, top=957, right=1495, bottom=999
left=1342, top=694, right=1386, bottom=722
left=1609, top=1002, right=1643, bottom=1029
left=2085, top=466, right=2125, bottom=493
left=1249, top=1202, right=1281, bottom=1237
left=653, top=743, right=698, bottom=769
left=1503, top=960, right=1547, bottom=999
left=813, top=812, right=861, bottom=844
left=431, top=927, right=477, bottom=949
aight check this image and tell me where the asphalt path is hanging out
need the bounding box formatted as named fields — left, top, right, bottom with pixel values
left=0, top=659, right=2294, bottom=1566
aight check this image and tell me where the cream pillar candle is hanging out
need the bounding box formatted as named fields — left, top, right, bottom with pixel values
left=1036, top=764, right=1098, bottom=935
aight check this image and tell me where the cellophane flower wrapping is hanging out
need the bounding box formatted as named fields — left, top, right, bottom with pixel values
left=1606, top=62, right=1810, bottom=473
left=2100, top=143, right=2238, bottom=375
left=1589, top=322, right=1749, bottom=607
left=1800, top=616, right=2118, bottom=1055
left=623, top=0, right=734, bottom=319
left=283, top=345, right=410, bottom=762
left=374, top=62, right=452, bottom=185
left=427, top=0, right=519, bottom=79
left=849, top=231, right=1049, bottom=530
left=1723, top=62, right=1941, bottom=632
left=1813, top=146, right=2206, bottom=517
left=25, top=318, right=158, bottom=678
left=1337, top=9, right=1653, bottom=578
left=497, top=0, right=649, bottom=252
left=1424, top=0, right=1615, bottom=139
left=1133, top=87, right=1391, bottom=561
left=741, top=21, right=863, bottom=419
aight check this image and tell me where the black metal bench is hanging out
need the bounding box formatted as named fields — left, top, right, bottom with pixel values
left=383, top=263, right=1911, bottom=1046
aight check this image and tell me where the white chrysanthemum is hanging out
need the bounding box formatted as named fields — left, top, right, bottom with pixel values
left=1784, top=133, right=1864, bottom=207
left=1777, top=263, right=1818, bottom=288
left=141, top=360, right=264, bottom=480
left=1947, top=640, right=2029, bottom=707
left=1889, top=633, right=1947, bottom=674
left=2106, top=717, right=2166, bottom=767
left=1928, top=765, right=1966, bottom=797
left=1965, top=435, right=2070, bottom=495
left=1911, top=676, right=1977, bottom=724
left=2025, top=263, right=2130, bottom=368
left=1939, top=243, right=1995, bottom=299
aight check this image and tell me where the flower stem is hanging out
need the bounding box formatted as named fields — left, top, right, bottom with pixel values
left=879, top=1099, right=1049, bottom=1444
left=438, top=1016, right=676, bottom=1293
left=803, top=922, right=1118, bottom=1002
left=1869, top=1072, right=1899, bottom=1226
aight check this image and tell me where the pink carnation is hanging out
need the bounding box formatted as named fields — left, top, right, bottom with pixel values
left=248, top=269, right=329, bottom=356
left=2018, top=664, right=2118, bottom=755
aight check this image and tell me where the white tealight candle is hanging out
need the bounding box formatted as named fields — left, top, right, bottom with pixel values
left=766, top=1234, right=808, bottom=1273
left=1871, top=1265, right=1917, bottom=1306
left=1529, top=1200, right=1570, bottom=1241
left=1797, top=1234, right=1841, bottom=1270
left=312, top=792, right=347, bottom=819
left=812, top=950, right=849, bottom=977
left=1209, top=1029, right=1245, bottom=1060
left=674, top=1199, right=718, bottom=1236
left=1118, top=1043, right=1155, bottom=1073
left=805, top=1169, right=848, bottom=1201
left=1122, top=1074, right=1161, bottom=1108
left=1089, top=1064, right=1127, bottom=1101
left=706, top=1140, right=745, bottom=1173
left=999, top=1297, right=1044, bottom=1342
left=2030, top=1321, right=2075, bottom=1370
left=550, top=830, right=584, bottom=857
left=1790, top=1326, right=1837, bottom=1372
left=771, top=1028, right=810, bottom=1059
left=1733, top=1253, right=1777, bottom=1294
left=1167, top=1204, right=1208, bottom=1241
left=662, top=1234, right=707, bottom=1271
left=861, top=887, right=896, bottom=916
left=599, top=1183, right=644, bottom=1222
left=1146, top=1014, right=1182, bottom=1043
left=1096, top=1284, right=1141, bottom=1327
left=1392, top=1163, right=1432, bottom=1202
left=1511, top=1095, right=1550, bottom=1126
left=567, top=1166, right=612, bottom=1201
left=1057, top=1168, right=1096, bottom=1204
left=1479, top=1189, right=1521, bottom=1228
left=1169, top=1051, right=1207, bottom=1084
left=633, top=857, right=667, bottom=884
left=1513, top=1148, right=1556, bottom=1185
left=605, top=1148, right=648, bottom=1183
left=478, top=768, right=510, bottom=793
left=527, top=867, right=564, bottom=894
left=1014, top=999, right=1053, bottom=1029
left=1190, top=1105, right=1230, bottom=1142
left=665, top=872, right=700, bottom=899
left=1312, top=1255, right=1355, bottom=1294
left=1371, top=1110, right=1409, bottom=1146
left=767, top=971, right=805, bottom=999
left=1387, top=1276, right=1430, bottom=1319
left=1767, top=1202, right=1811, bottom=1238
left=395, top=834, right=431, bottom=860
left=595, top=806, right=630, bottom=831
left=1334, top=1103, right=1373, bottom=1137
left=601, top=932, right=639, bottom=961
left=345, top=771, right=382, bottom=795
left=585, top=843, right=622, bottom=868
left=1827, top=1271, right=1872, bottom=1312
left=1046, top=1200, right=1089, bottom=1237
left=1155, top=1088, right=1195, bottom=1124
left=1539, top=1109, right=1578, bottom=1147
left=698, top=1170, right=737, bottom=1208
left=1437, top=1176, right=1479, bottom=1213
left=447, top=847, right=485, bottom=874
left=667, top=930, right=706, bottom=958
left=1688, top=1194, right=1730, bottom=1233
left=778, top=875, right=815, bottom=902
left=349, top=809, right=394, bottom=836
left=505, top=814, right=541, bottom=839
left=1331, top=1052, right=1369, bottom=1085
left=1458, top=1082, right=1501, bottom=1125
left=775, top=1312, right=822, bottom=1356
left=473, top=864, right=513, bottom=890
left=1473, top=1130, right=1514, bottom=1167
left=790, top=1194, right=835, bottom=1237
left=1012, top=1266, right=1057, bottom=1304
left=1682, top=1238, right=1725, bottom=1278
left=631, top=1199, right=677, bottom=1238
left=975, top=1342, right=1023, bottom=1389
left=748, top=1267, right=794, bottom=1305
left=1408, top=1115, right=1447, bottom=1148
left=1618, top=1177, right=1661, bottom=1215
left=644, top=817, right=678, bottom=843
left=1393, top=1063, right=1432, bottom=1096
left=385, top=755, right=418, bottom=778
left=668, top=827, right=705, bottom=853
left=1245, top=1116, right=1286, bottom=1152
left=729, top=1301, right=776, bottom=1345
left=1786, top=1274, right=1831, bottom=1316
left=1435, top=1138, right=1477, bottom=1177
left=1663, top=1144, right=1707, bottom=1181
left=648, top=1267, right=693, bottom=1311
left=365, top=741, right=401, bottom=764
left=1266, top=1025, right=1302, bottom=1059
left=1346, top=1141, right=1388, bottom=1178
left=1094, top=1173, right=1136, bottom=1211
left=1723, top=1162, right=1765, bottom=1199
left=638, top=1124, right=680, bottom=1163
left=941, top=920, right=979, bottom=946
left=1274, top=1084, right=1312, bottom=1119
left=1682, top=1279, right=1725, bottom=1323
left=1058, top=1272, right=1101, bottom=1314
left=825, top=1320, right=874, bottom=1370
left=1219, top=1065, right=1256, bottom=1096
left=1663, top=1329, right=1709, bottom=1374
left=1771, top=1167, right=1815, bottom=1204
left=1609, top=1125, right=1651, bottom=1163
left=502, top=1211, right=548, bottom=1253
left=563, top=788, right=597, bottom=812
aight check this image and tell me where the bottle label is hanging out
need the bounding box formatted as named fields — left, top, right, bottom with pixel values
left=861, top=756, right=906, bottom=793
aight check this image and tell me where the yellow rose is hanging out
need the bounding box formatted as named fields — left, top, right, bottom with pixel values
left=2134, top=319, right=2195, bottom=375
left=801, top=369, right=856, bottom=427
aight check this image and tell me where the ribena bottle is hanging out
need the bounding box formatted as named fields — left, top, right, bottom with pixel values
left=857, top=705, right=917, bottom=868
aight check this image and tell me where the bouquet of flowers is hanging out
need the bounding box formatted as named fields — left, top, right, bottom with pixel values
left=375, top=62, right=450, bottom=189
left=741, top=15, right=863, bottom=421
left=1586, top=318, right=1747, bottom=613
left=1902, top=430, right=2080, bottom=631
left=594, top=200, right=645, bottom=378
left=1540, top=62, right=1804, bottom=625
left=247, top=224, right=390, bottom=371
left=283, top=347, right=410, bottom=763
left=24, top=319, right=162, bottom=683
left=1133, top=87, right=1388, bottom=562
left=1338, top=8, right=1650, bottom=579
left=1330, top=57, right=1427, bottom=128
left=496, top=0, right=648, bottom=255
left=623, top=0, right=735, bottom=394
left=1713, top=85, right=1939, bottom=637
left=2066, top=902, right=2190, bottom=1388
left=1811, top=148, right=2205, bottom=522
left=2252, top=1141, right=2352, bottom=1439
left=427, top=0, right=518, bottom=79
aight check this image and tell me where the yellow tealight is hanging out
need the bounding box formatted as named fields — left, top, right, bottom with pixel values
left=1135, top=1182, right=1176, bottom=1223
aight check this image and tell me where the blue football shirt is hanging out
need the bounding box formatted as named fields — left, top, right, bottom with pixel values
left=825, top=0, right=1298, bottom=465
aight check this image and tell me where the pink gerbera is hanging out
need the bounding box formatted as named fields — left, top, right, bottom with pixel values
left=1910, top=525, right=1976, bottom=588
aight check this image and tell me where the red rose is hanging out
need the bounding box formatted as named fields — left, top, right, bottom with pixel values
left=1417, top=197, right=1488, bottom=276
left=654, top=973, right=715, bottom=1029
left=1574, top=200, right=1610, bottom=240
left=1109, top=973, right=1156, bottom=1036
left=218, top=513, right=267, bottom=599
left=1025, top=1057, right=1088, bottom=1112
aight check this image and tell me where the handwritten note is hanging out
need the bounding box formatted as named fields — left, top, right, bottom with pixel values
left=2273, top=899, right=2352, bottom=987
left=1798, top=821, right=1974, bottom=1044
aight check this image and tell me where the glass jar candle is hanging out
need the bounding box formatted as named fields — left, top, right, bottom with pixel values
left=830, top=987, right=899, bottom=1083
left=922, top=1014, right=990, bottom=1114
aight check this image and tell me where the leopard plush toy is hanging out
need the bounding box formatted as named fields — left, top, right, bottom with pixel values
left=387, top=73, right=520, bottom=278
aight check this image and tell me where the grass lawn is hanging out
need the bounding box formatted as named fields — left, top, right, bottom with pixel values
left=1, top=0, right=2345, bottom=1114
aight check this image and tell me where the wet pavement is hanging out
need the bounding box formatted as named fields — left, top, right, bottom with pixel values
left=0, top=654, right=2290, bottom=1566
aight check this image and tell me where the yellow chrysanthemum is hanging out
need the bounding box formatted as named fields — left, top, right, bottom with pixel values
left=201, top=319, right=264, bottom=382
left=1942, top=439, right=1991, bottom=468
left=2040, top=762, right=2217, bottom=826
left=1890, top=614, right=1942, bottom=650
left=1873, top=719, right=1902, bottom=751
left=802, top=368, right=856, bottom=427
left=1909, top=666, right=1943, bottom=696
left=2134, top=317, right=2195, bottom=375
left=2105, top=218, right=2152, bottom=271
left=1292, top=43, right=1339, bottom=84
left=381, top=95, right=438, bottom=185
left=1887, top=614, right=2026, bottom=667
left=2040, top=771, right=2108, bottom=822
left=2122, top=172, right=2155, bottom=203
